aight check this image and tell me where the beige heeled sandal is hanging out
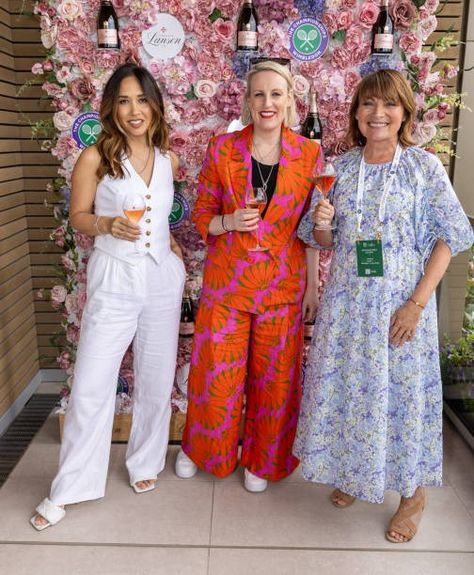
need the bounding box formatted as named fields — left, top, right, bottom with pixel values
left=385, top=487, right=426, bottom=543
left=330, top=488, right=356, bottom=508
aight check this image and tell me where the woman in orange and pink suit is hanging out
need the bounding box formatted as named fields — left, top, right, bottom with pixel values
left=175, top=61, right=323, bottom=492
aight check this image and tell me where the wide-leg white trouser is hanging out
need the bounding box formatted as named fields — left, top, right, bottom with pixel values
left=50, top=249, right=185, bottom=505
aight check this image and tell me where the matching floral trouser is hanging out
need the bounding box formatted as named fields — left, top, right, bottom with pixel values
left=182, top=301, right=303, bottom=480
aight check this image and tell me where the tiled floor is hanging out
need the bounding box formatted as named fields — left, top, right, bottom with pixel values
left=0, top=403, right=473, bottom=575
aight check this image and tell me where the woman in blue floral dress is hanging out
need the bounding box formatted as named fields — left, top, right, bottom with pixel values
left=295, top=70, right=473, bottom=543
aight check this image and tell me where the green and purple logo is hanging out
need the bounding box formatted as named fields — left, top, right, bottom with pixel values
left=288, top=18, right=329, bottom=61
left=71, top=112, right=102, bottom=149
left=169, top=192, right=190, bottom=230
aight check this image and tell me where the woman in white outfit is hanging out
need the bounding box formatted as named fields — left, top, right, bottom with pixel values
left=31, top=64, right=185, bottom=530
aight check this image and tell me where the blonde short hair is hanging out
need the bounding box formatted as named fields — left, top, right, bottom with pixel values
left=347, top=69, right=416, bottom=148
left=241, top=61, right=297, bottom=127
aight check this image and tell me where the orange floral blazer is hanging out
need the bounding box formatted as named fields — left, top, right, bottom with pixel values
left=193, top=125, right=322, bottom=314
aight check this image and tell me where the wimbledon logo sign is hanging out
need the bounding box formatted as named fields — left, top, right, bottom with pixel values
left=288, top=18, right=329, bottom=61
left=169, top=192, right=190, bottom=230
left=71, top=112, right=102, bottom=149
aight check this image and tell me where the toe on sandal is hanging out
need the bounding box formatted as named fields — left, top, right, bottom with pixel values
left=330, top=488, right=356, bottom=508
left=130, top=479, right=156, bottom=494
left=30, top=498, right=65, bottom=531
left=385, top=487, right=425, bottom=544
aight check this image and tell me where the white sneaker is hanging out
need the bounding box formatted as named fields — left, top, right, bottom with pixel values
left=244, top=469, right=268, bottom=493
left=175, top=449, right=198, bottom=479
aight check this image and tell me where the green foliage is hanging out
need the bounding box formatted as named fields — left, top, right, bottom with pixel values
left=332, top=30, right=346, bottom=43
left=208, top=8, right=223, bottom=22
left=440, top=332, right=474, bottom=368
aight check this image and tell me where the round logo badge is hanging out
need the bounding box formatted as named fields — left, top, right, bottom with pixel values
left=71, top=112, right=102, bottom=149
left=169, top=192, right=190, bottom=230
left=288, top=18, right=329, bottom=61
left=142, top=14, right=185, bottom=60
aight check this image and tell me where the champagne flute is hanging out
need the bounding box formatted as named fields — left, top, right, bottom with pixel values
left=123, top=192, right=146, bottom=224
left=245, top=186, right=268, bottom=252
left=313, top=162, right=336, bottom=231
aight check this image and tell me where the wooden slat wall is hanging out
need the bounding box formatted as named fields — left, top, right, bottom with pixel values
left=0, top=1, right=40, bottom=418
left=9, top=0, right=61, bottom=372
left=0, top=0, right=467, bottom=412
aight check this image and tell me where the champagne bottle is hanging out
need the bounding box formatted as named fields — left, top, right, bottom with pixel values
left=97, top=1, right=120, bottom=50
left=179, top=295, right=195, bottom=337
left=371, top=0, right=394, bottom=55
left=237, top=0, right=259, bottom=51
left=301, top=89, right=322, bottom=144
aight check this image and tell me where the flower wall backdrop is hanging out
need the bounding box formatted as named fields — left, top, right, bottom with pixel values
left=31, top=0, right=462, bottom=414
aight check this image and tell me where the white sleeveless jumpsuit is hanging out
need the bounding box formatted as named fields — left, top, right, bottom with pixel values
left=49, top=150, right=185, bottom=504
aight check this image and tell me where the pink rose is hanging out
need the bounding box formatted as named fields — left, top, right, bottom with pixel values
left=423, top=108, right=440, bottom=125
left=344, top=25, right=365, bottom=51
left=390, top=0, right=417, bottom=30
left=170, top=131, right=188, bottom=153
left=194, top=79, right=218, bottom=99
left=56, top=27, right=82, bottom=52
left=399, top=32, right=422, bottom=55
left=337, top=10, right=353, bottom=30
left=66, top=324, right=80, bottom=345
left=95, top=50, right=121, bottom=70
left=69, top=77, right=95, bottom=102
left=344, top=70, right=361, bottom=97
left=342, top=0, right=357, bottom=7
left=31, top=63, right=43, bottom=75
left=51, top=285, right=67, bottom=307
left=358, top=2, right=380, bottom=29
left=322, top=11, right=339, bottom=35
left=77, top=288, right=87, bottom=311
left=442, top=64, right=458, bottom=80
left=74, top=232, right=94, bottom=250
left=331, top=46, right=352, bottom=70
left=57, top=351, right=71, bottom=370
left=78, top=58, right=95, bottom=76
left=214, top=18, right=234, bottom=42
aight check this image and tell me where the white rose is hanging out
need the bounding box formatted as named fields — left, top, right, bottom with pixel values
left=53, top=111, right=74, bottom=132
left=293, top=75, right=310, bottom=97
left=414, top=122, right=437, bottom=146
left=57, top=0, right=83, bottom=21
left=194, top=79, right=218, bottom=99
left=40, top=15, right=57, bottom=49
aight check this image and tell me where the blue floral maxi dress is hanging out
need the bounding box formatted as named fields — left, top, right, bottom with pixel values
left=295, top=146, right=473, bottom=504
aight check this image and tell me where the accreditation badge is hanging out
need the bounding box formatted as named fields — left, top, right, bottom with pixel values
left=356, top=239, right=384, bottom=277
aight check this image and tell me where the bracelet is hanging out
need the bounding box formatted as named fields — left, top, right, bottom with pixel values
left=408, top=297, right=425, bottom=310
left=221, top=214, right=229, bottom=232
left=94, top=215, right=103, bottom=236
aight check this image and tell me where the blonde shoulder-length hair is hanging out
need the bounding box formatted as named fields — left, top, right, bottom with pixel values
left=347, top=69, right=416, bottom=148
left=241, top=61, right=298, bottom=127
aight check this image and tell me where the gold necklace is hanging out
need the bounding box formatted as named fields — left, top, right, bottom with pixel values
left=133, top=146, right=152, bottom=175
left=252, top=138, right=280, bottom=164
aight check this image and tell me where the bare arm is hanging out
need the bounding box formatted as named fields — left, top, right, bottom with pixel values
left=389, top=240, right=452, bottom=346
left=70, top=146, right=140, bottom=241
left=169, top=151, right=184, bottom=259
left=302, top=247, right=319, bottom=322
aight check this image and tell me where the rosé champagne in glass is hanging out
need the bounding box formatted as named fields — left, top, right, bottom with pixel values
left=313, top=162, right=336, bottom=231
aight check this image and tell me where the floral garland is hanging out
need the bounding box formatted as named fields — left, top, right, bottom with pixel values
left=31, top=0, right=464, bottom=413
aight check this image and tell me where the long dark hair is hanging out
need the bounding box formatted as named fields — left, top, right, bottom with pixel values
left=96, top=63, right=169, bottom=179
